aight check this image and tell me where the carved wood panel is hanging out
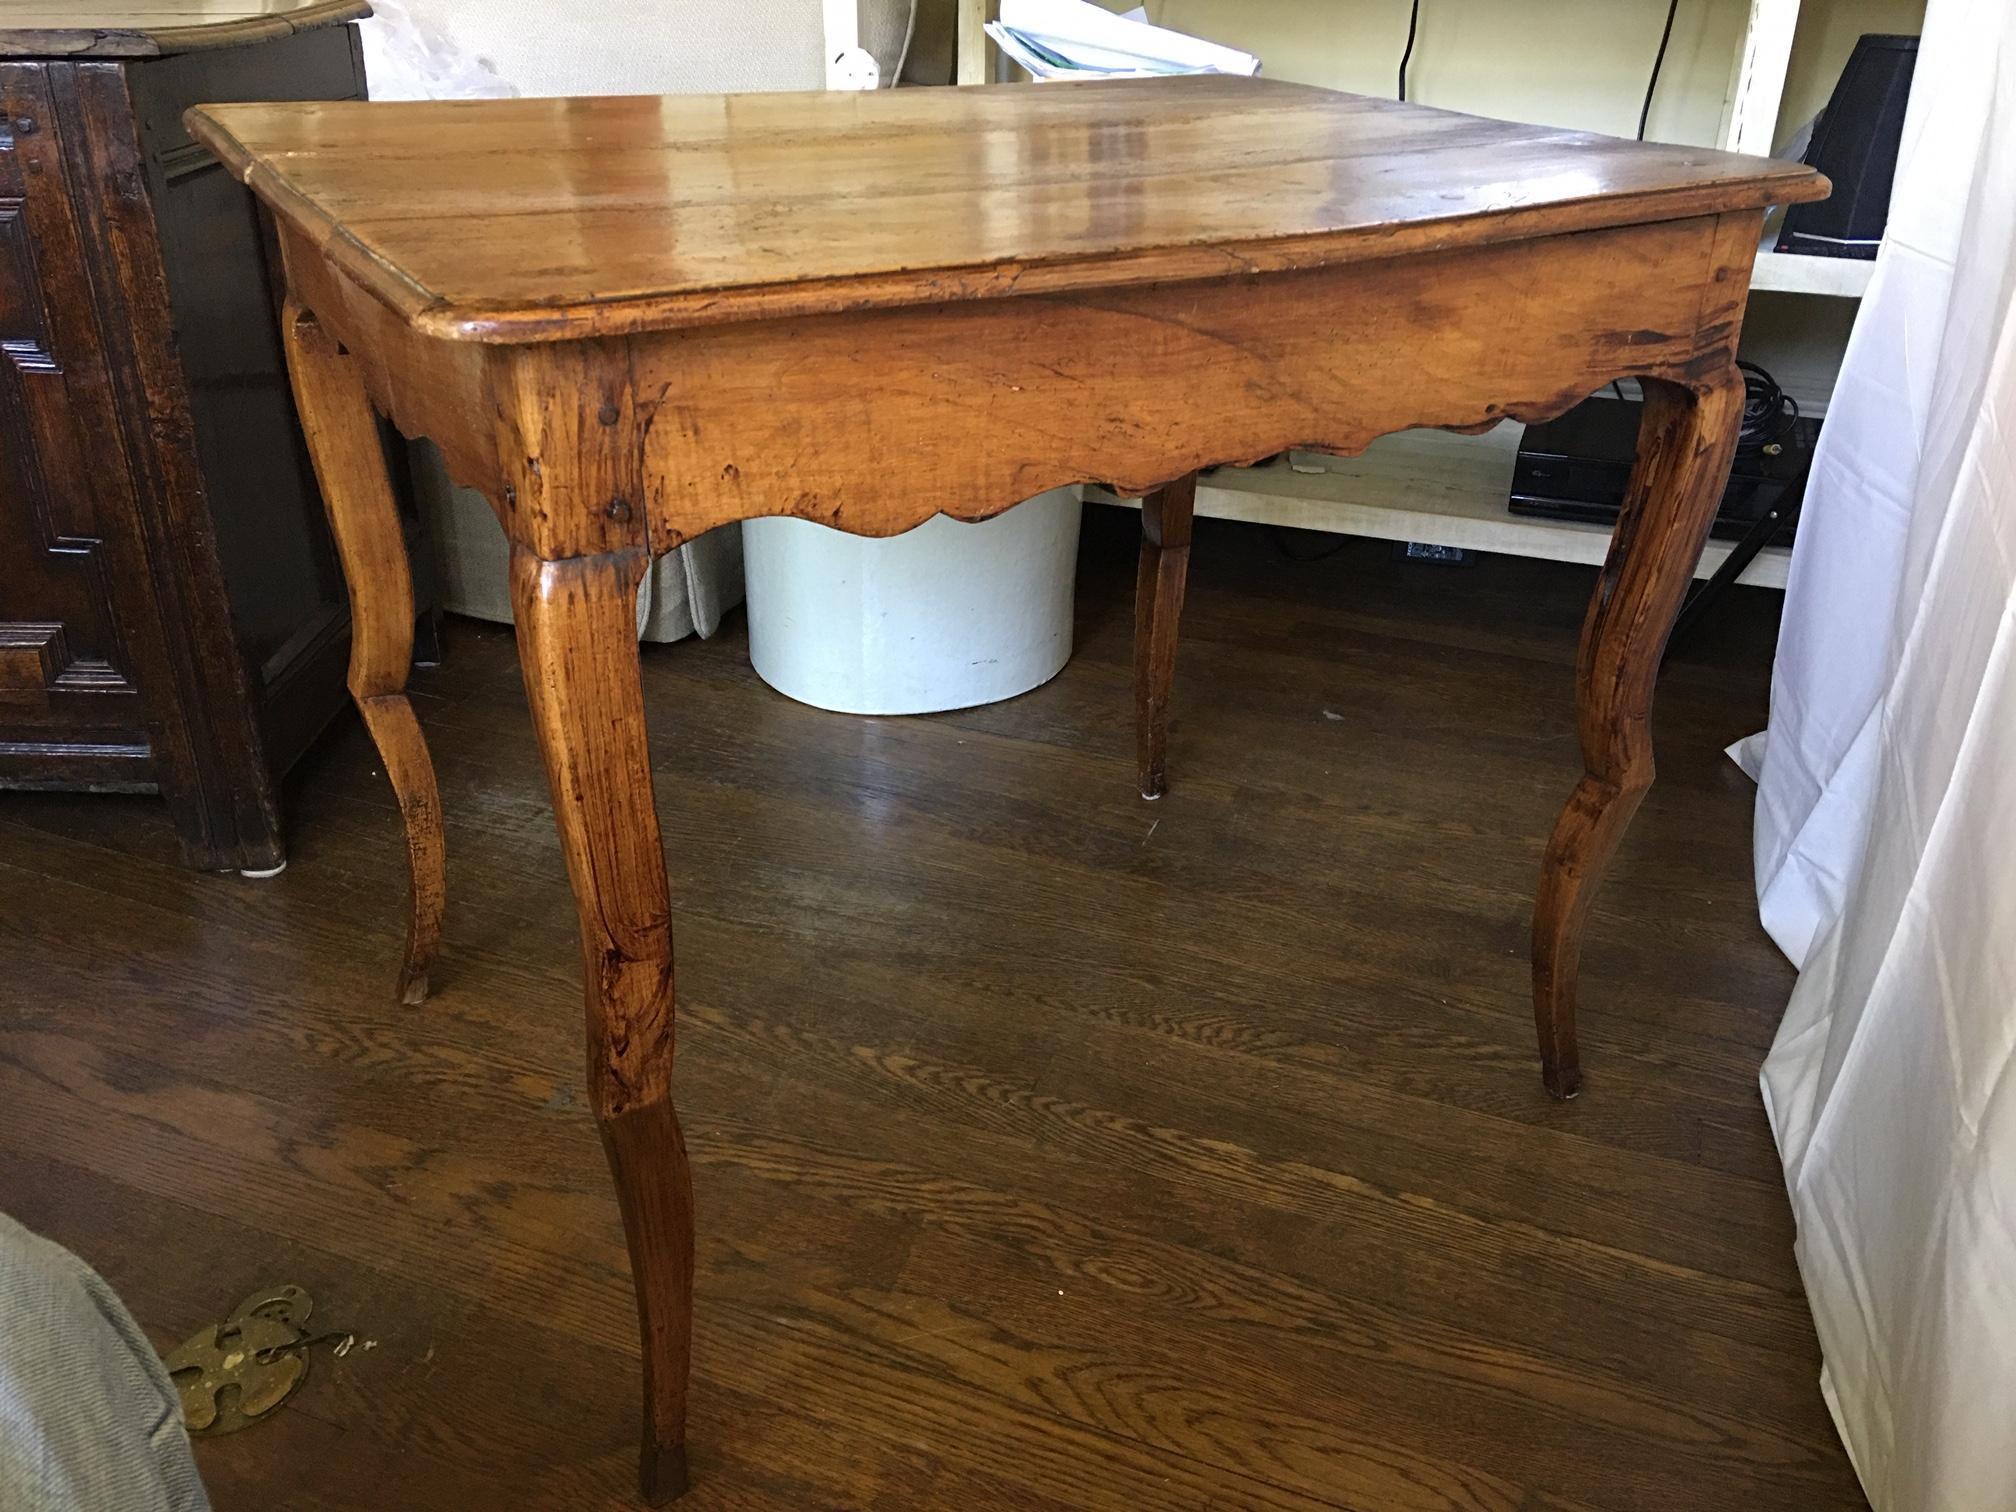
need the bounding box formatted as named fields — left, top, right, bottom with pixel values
left=0, top=66, right=145, bottom=728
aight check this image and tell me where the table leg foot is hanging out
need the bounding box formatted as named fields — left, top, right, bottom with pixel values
left=1530, top=369, right=1742, bottom=1095
left=604, top=1094, right=694, bottom=1507
left=1135, top=472, right=1197, bottom=801
left=357, top=692, right=444, bottom=1005
left=641, top=1416, right=691, bottom=1503
left=1542, top=1059, right=1584, bottom=1102
left=283, top=300, right=446, bottom=1005
left=512, top=546, right=695, bottom=1504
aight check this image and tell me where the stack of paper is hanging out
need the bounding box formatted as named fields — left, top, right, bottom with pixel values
left=985, top=0, right=1260, bottom=81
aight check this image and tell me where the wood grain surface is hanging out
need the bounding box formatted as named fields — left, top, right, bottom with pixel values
left=511, top=544, right=695, bottom=1505
left=0, top=514, right=1865, bottom=1510
left=283, top=300, right=443, bottom=1003
left=1532, top=371, right=1745, bottom=1098
left=0, top=26, right=365, bottom=868
left=174, top=75, right=1830, bottom=1501
left=1135, top=473, right=1196, bottom=801
left=184, top=78, right=1826, bottom=340
left=619, top=212, right=1755, bottom=547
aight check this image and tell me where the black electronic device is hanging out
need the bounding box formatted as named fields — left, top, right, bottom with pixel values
left=1509, top=394, right=1816, bottom=543
left=1775, top=33, right=1918, bottom=259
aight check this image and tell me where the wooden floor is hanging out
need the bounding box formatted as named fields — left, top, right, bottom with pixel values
left=0, top=507, right=1863, bottom=1511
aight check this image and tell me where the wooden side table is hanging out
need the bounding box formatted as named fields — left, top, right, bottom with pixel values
left=185, top=77, right=1825, bottom=1502
left=0, top=2, right=384, bottom=870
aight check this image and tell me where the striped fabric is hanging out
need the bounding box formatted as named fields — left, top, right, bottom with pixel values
left=0, top=1213, right=209, bottom=1512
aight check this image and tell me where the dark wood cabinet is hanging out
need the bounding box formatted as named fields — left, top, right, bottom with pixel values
left=0, top=4, right=375, bottom=870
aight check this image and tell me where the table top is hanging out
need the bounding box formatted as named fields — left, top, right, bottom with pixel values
left=0, top=1, right=366, bottom=56
left=184, top=76, right=1828, bottom=345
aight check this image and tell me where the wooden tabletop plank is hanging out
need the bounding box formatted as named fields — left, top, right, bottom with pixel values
left=183, top=77, right=1827, bottom=344
left=0, top=1, right=368, bottom=57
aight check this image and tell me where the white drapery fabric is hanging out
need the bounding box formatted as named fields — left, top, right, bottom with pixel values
left=1736, top=1, right=2016, bottom=1507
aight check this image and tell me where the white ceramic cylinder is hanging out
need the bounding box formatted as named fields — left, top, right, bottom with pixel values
left=743, top=490, right=1083, bottom=715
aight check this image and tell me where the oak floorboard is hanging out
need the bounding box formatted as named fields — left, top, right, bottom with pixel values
left=0, top=842, right=1806, bottom=1351
left=0, top=1047, right=1510, bottom=1512
left=1, top=878, right=1824, bottom=1505
left=1, top=723, right=1791, bottom=1193
left=0, top=512, right=1861, bottom=1510
left=0, top=1149, right=1053, bottom=1512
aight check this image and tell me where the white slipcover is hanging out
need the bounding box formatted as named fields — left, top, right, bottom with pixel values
left=1737, top=1, right=2016, bottom=1506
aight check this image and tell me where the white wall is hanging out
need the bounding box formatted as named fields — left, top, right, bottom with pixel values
left=387, top=0, right=829, bottom=95
left=1136, top=0, right=1924, bottom=152
left=1149, top=0, right=1748, bottom=144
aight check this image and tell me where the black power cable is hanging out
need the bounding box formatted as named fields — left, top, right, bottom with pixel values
left=1401, top=2, right=1680, bottom=136
left=1637, top=0, right=1681, bottom=139
left=1271, top=521, right=1353, bottom=562
left=1398, top=0, right=1421, bottom=101
left=1736, top=359, right=1801, bottom=458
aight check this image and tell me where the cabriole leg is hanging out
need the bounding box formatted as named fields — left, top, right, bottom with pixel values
left=1531, top=368, right=1744, bottom=1098
left=510, top=544, right=693, bottom=1504
left=281, top=300, right=445, bottom=1004
left=1134, top=471, right=1198, bottom=800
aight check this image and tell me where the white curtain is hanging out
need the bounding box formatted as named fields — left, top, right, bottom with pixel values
left=1735, top=1, right=2016, bottom=1507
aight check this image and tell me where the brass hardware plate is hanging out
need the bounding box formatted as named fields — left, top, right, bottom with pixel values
left=164, top=1285, right=348, bottom=1437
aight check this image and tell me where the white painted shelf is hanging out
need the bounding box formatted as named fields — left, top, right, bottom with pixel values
left=1088, top=428, right=1791, bottom=589
left=1752, top=249, right=1877, bottom=297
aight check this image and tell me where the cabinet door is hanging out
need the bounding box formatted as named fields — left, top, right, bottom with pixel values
left=0, top=64, right=153, bottom=784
